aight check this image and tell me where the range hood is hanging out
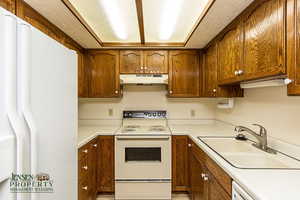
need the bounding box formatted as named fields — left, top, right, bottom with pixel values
left=120, top=74, right=168, bottom=85
left=240, top=77, right=292, bottom=89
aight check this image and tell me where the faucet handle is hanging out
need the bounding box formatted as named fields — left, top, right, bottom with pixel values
left=252, top=124, right=267, bottom=136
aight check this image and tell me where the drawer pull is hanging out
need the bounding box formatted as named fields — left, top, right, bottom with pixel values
left=93, top=144, right=97, bottom=148
left=82, top=166, right=88, bottom=170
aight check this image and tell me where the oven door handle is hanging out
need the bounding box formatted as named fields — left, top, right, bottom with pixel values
left=116, top=136, right=170, bottom=140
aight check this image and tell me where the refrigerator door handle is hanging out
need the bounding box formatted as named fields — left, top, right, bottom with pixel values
left=18, top=22, right=38, bottom=177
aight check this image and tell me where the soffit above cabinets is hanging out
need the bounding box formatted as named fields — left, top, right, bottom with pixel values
left=24, top=0, right=254, bottom=49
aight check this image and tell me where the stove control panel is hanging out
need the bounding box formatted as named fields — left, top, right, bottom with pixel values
left=123, top=110, right=167, bottom=119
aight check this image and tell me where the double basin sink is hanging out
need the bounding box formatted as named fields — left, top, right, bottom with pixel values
left=198, top=137, right=300, bottom=169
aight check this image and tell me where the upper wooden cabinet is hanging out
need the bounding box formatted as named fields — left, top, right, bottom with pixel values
left=86, top=50, right=121, bottom=98
left=78, top=51, right=88, bottom=98
left=287, top=0, right=300, bottom=95
left=217, top=22, right=243, bottom=85
left=203, top=44, right=243, bottom=98
left=143, top=50, right=168, bottom=74
left=0, top=0, right=15, bottom=13
left=242, top=0, right=286, bottom=80
left=120, top=50, right=143, bottom=74
left=120, top=50, right=168, bottom=74
left=168, top=50, right=200, bottom=97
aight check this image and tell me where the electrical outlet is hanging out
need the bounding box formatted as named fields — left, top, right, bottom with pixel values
left=190, top=109, right=195, bottom=117
left=108, top=109, right=113, bottom=117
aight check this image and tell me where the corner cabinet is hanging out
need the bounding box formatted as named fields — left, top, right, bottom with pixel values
left=86, top=50, right=121, bottom=98
left=168, top=50, right=200, bottom=97
left=287, top=0, right=300, bottom=95
left=203, top=44, right=243, bottom=98
left=172, top=136, right=190, bottom=192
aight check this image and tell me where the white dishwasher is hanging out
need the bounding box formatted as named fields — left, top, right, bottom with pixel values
left=232, top=182, right=255, bottom=200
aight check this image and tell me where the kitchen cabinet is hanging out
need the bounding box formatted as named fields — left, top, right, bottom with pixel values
left=86, top=50, right=121, bottom=98
left=78, top=51, right=88, bottom=97
left=143, top=50, right=168, bottom=74
left=242, top=0, right=286, bottom=81
left=120, top=50, right=168, bottom=74
left=168, top=50, right=200, bottom=97
left=172, top=136, right=190, bottom=192
left=120, top=50, right=143, bottom=74
left=0, top=0, right=15, bottom=13
left=217, top=21, right=243, bottom=85
left=287, top=0, right=300, bottom=95
left=78, top=137, right=98, bottom=200
left=203, top=44, right=243, bottom=98
left=188, top=138, right=232, bottom=200
left=97, top=136, right=115, bottom=193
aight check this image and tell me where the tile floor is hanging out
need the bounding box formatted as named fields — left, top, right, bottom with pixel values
left=96, top=193, right=190, bottom=200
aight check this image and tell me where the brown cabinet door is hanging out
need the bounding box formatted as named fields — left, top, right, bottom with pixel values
left=168, top=50, right=200, bottom=97
left=143, top=50, right=168, bottom=74
left=78, top=51, right=88, bottom=97
left=287, top=0, right=300, bottom=95
left=203, top=45, right=218, bottom=97
left=120, top=50, right=143, bottom=74
left=88, top=138, right=98, bottom=199
left=203, top=45, right=244, bottom=98
left=172, top=136, right=189, bottom=192
left=97, top=136, right=115, bottom=193
left=207, top=169, right=231, bottom=200
left=243, top=0, right=286, bottom=80
left=218, top=22, right=243, bottom=85
left=190, top=150, right=208, bottom=200
left=87, top=50, right=120, bottom=98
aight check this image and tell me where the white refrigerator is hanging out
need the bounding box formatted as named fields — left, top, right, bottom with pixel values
left=0, top=7, right=78, bottom=200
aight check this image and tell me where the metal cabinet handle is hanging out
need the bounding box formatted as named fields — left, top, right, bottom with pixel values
left=141, top=66, right=143, bottom=69
left=203, top=176, right=209, bottom=181
left=238, top=69, right=244, bottom=75
left=93, top=144, right=97, bottom=148
left=144, top=66, right=147, bottom=69
left=213, top=89, right=217, bottom=93
left=82, top=149, right=88, bottom=154
left=188, top=143, right=192, bottom=147
left=169, top=90, right=173, bottom=94
left=82, top=186, right=88, bottom=191
left=115, top=90, right=119, bottom=94
left=234, top=70, right=239, bottom=76
left=82, top=166, right=88, bottom=170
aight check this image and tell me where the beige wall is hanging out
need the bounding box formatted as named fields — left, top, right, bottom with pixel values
left=216, top=86, right=300, bottom=147
left=79, top=85, right=216, bottom=120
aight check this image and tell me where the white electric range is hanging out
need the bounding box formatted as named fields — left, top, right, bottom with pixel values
left=115, top=110, right=172, bottom=200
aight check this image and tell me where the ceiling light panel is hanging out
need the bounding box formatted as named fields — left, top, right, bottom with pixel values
left=143, top=0, right=211, bottom=43
left=68, top=0, right=140, bottom=42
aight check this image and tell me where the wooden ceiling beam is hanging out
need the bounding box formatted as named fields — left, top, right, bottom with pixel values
left=135, top=0, right=145, bottom=44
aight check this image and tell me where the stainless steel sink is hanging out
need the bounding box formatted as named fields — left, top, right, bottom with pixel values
left=198, top=137, right=300, bottom=169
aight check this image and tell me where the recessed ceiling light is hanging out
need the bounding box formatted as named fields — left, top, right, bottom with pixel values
left=159, top=0, right=184, bottom=40
left=99, top=0, right=127, bottom=40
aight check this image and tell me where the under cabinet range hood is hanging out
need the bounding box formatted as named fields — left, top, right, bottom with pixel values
left=120, top=74, right=168, bottom=85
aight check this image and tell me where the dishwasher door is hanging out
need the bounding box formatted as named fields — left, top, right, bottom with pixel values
left=232, top=181, right=255, bottom=200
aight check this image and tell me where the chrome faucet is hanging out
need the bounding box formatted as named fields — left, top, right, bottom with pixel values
left=234, top=124, right=276, bottom=154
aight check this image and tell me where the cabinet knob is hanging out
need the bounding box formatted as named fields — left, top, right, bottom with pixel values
left=141, top=66, right=143, bottom=69
left=82, top=149, right=88, bottom=154
left=213, top=89, right=217, bottom=93
left=115, top=90, right=119, bottom=94
left=169, top=90, right=173, bottom=94
left=144, top=66, right=147, bottom=69
left=203, top=176, right=209, bottom=181
left=82, top=166, right=88, bottom=170
left=234, top=70, right=239, bottom=76
left=188, top=144, right=192, bottom=147
left=238, top=69, right=244, bottom=75
left=93, top=144, right=97, bottom=148
left=82, top=186, right=88, bottom=191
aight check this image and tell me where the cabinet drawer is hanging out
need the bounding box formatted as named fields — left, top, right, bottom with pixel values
left=78, top=145, right=89, bottom=161
left=78, top=158, right=89, bottom=183
left=78, top=178, right=89, bottom=200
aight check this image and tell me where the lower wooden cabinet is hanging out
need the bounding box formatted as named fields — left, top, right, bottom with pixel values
left=78, top=137, right=98, bottom=200
left=188, top=137, right=232, bottom=200
left=172, top=136, right=190, bottom=192
left=97, top=136, right=115, bottom=193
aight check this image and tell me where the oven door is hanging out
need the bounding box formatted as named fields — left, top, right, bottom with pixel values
left=115, top=135, right=171, bottom=180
